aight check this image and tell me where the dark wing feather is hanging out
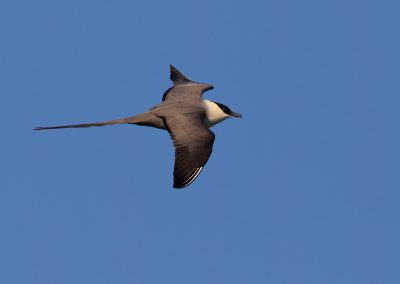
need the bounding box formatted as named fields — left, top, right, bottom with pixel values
left=164, top=114, right=215, bottom=189
left=169, top=64, right=193, bottom=85
left=162, top=65, right=213, bottom=102
left=161, top=87, right=173, bottom=101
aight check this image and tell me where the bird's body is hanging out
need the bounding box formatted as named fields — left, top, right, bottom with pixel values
left=34, top=65, right=241, bottom=188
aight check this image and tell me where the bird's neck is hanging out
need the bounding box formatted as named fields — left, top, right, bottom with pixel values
left=203, top=100, right=230, bottom=128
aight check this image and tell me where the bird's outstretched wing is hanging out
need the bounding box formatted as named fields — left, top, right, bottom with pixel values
left=169, top=64, right=194, bottom=85
left=162, top=65, right=213, bottom=102
left=164, top=113, right=215, bottom=189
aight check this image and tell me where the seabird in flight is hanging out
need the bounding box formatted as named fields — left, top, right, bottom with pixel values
left=34, top=65, right=242, bottom=188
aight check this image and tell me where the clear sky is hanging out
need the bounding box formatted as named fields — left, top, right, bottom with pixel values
left=1, top=0, right=399, bottom=283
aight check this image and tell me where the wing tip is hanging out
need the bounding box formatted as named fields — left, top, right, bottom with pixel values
left=173, top=167, right=203, bottom=189
left=169, top=64, right=192, bottom=85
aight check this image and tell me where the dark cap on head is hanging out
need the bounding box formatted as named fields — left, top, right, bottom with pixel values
left=213, top=102, right=242, bottom=118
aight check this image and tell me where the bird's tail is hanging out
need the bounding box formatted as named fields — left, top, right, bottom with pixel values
left=33, top=117, right=129, bottom=131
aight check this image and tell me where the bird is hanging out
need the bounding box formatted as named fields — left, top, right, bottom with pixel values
left=34, top=65, right=242, bottom=188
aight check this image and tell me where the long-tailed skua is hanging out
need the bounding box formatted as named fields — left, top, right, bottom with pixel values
left=34, top=65, right=242, bottom=188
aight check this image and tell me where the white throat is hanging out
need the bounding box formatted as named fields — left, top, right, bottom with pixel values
left=203, top=100, right=230, bottom=128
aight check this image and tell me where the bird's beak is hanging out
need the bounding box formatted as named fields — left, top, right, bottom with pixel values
left=230, top=111, right=242, bottom=118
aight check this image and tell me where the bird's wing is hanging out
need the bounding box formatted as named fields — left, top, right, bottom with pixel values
left=162, top=65, right=213, bottom=102
left=164, top=113, right=215, bottom=189
left=169, top=64, right=194, bottom=85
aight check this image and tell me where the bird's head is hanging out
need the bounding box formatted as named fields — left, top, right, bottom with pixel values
left=213, top=101, right=242, bottom=118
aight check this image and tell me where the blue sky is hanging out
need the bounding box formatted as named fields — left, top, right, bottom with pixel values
left=1, top=0, right=399, bottom=283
